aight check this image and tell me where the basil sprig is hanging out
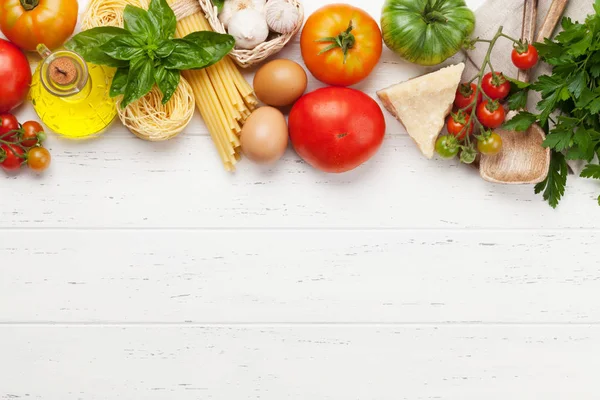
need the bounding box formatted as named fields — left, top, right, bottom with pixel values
left=66, top=0, right=234, bottom=108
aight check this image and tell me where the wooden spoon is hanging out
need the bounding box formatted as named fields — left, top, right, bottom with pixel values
left=479, top=0, right=568, bottom=184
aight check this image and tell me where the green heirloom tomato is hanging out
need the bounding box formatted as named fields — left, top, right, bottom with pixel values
left=381, top=0, right=475, bottom=66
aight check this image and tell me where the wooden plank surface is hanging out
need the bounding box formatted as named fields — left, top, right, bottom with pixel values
left=1, top=326, right=599, bottom=399
left=1, top=135, right=599, bottom=229
left=1, top=0, right=599, bottom=398
left=1, top=230, right=598, bottom=323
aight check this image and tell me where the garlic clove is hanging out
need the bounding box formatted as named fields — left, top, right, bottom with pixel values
left=227, top=8, right=270, bottom=49
left=219, top=0, right=267, bottom=29
left=265, top=0, right=299, bottom=34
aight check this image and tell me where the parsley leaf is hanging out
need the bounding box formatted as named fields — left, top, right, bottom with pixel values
left=580, top=163, right=600, bottom=179
left=502, top=111, right=537, bottom=131
left=510, top=6, right=600, bottom=206
left=507, top=90, right=529, bottom=110
left=535, top=151, right=568, bottom=209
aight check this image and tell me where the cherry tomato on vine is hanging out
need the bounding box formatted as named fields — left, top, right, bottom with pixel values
left=446, top=112, right=474, bottom=140
left=477, top=132, right=503, bottom=155
left=435, top=135, right=459, bottom=159
left=477, top=100, right=506, bottom=129
left=21, top=121, right=45, bottom=147
left=0, top=113, right=19, bottom=141
left=0, top=143, right=25, bottom=171
left=26, top=146, right=51, bottom=172
left=454, top=83, right=481, bottom=112
left=511, top=44, right=538, bottom=70
left=481, top=72, right=510, bottom=100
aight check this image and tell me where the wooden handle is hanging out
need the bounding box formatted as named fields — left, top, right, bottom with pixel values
left=536, top=0, right=569, bottom=42
left=517, top=0, right=538, bottom=83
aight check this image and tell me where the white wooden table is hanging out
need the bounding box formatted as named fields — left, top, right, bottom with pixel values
left=2, top=0, right=600, bottom=398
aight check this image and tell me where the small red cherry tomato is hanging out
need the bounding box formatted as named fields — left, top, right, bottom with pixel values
left=477, top=100, right=506, bottom=129
left=512, top=43, right=539, bottom=70
left=481, top=72, right=510, bottom=100
left=446, top=112, right=474, bottom=140
left=454, top=83, right=482, bottom=112
left=0, top=143, right=25, bottom=171
left=0, top=113, right=20, bottom=141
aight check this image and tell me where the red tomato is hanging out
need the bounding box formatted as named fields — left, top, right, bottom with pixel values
left=0, top=39, right=32, bottom=113
left=20, top=120, right=45, bottom=147
left=512, top=44, right=539, bottom=70
left=300, top=4, right=382, bottom=86
left=0, top=0, right=78, bottom=51
left=454, top=83, right=481, bottom=112
left=481, top=72, right=510, bottom=100
left=288, top=87, right=386, bottom=173
left=0, top=143, right=25, bottom=171
left=446, top=113, right=473, bottom=140
left=477, top=101, right=505, bottom=129
left=0, top=113, right=20, bottom=141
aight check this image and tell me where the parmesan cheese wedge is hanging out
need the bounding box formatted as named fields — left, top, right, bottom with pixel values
left=377, top=63, right=465, bottom=159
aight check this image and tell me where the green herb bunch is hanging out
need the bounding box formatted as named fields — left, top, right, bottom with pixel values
left=66, top=0, right=235, bottom=108
left=505, top=1, right=600, bottom=208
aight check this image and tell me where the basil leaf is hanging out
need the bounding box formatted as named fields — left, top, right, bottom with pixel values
left=162, top=39, right=213, bottom=70
left=181, top=31, right=235, bottom=67
left=148, top=0, right=177, bottom=40
left=66, top=27, right=129, bottom=68
left=154, top=65, right=181, bottom=104
left=101, top=34, right=145, bottom=61
left=123, top=5, right=159, bottom=44
left=110, top=68, right=130, bottom=97
left=156, top=40, right=176, bottom=59
left=121, top=57, right=156, bottom=108
left=212, top=0, right=225, bottom=12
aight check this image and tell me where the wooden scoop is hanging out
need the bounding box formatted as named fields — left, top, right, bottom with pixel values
left=479, top=0, right=568, bottom=184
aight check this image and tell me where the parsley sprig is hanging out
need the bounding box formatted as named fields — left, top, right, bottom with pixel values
left=506, top=1, right=600, bottom=207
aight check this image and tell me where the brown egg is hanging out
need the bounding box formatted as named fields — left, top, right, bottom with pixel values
left=253, top=59, right=308, bottom=107
left=241, top=107, right=289, bottom=164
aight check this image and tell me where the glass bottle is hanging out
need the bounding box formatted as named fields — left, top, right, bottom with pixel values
left=29, top=44, right=117, bottom=139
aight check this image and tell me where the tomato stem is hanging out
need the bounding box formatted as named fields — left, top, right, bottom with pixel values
left=500, top=33, right=521, bottom=44
left=20, top=0, right=39, bottom=10
left=315, top=21, right=355, bottom=64
left=424, top=11, right=447, bottom=23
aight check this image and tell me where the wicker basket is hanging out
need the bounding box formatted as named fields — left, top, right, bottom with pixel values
left=198, top=0, right=304, bottom=68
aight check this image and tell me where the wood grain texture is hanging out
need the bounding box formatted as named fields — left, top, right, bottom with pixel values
left=1, top=0, right=599, bottom=398
left=1, top=135, right=599, bottom=229
left=1, top=230, right=598, bottom=323
left=1, top=326, right=599, bottom=400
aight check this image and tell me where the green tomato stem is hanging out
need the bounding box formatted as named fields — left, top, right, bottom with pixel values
left=500, top=33, right=521, bottom=44
left=424, top=11, right=447, bottom=24
left=464, top=26, right=504, bottom=148
left=20, top=0, right=39, bottom=10
left=315, top=21, right=355, bottom=64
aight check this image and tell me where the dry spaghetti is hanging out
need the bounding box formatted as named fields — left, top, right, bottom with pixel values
left=81, top=0, right=259, bottom=166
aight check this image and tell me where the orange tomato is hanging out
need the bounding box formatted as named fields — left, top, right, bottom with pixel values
left=0, top=0, right=78, bottom=51
left=300, top=4, right=382, bottom=87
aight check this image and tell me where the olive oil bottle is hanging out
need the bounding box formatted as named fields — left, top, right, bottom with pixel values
left=29, top=44, right=117, bottom=139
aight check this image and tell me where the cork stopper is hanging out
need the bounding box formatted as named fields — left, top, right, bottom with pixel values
left=49, top=57, right=77, bottom=86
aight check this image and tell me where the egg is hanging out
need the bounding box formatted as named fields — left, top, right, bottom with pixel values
left=241, top=107, right=289, bottom=164
left=253, top=59, right=308, bottom=107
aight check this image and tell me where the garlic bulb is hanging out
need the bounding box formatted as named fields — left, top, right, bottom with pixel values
left=227, top=9, right=270, bottom=49
left=265, top=0, right=299, bottom=34
left=218, top=0, right=266, bottom=29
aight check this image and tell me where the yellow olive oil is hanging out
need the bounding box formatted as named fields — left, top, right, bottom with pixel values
left=29, top=45, right=117, bottom=139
